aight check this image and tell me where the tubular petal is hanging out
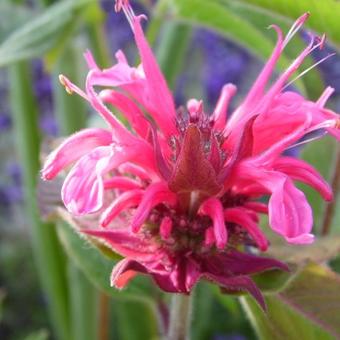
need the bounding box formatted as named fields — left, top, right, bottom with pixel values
left=236, top=165, right=314, bottom=244
left=83, top=229, right=157, bottom=260
left=199, top=197, right=227, bottom=249
left=213, top=84, right=237, bottom=131
left=273, top=157, right=333, bottom=201
left=100, top=89, right=149, bottom=138
left=224, top=207, right=268, bottom=251
left=100, top=190, right=144, bottom=227
left=61, top=146, right=136, bottom=215
left=160, top=216, right=173, bottom=240
left=131, top=15, right=177, bottom=137
left=41, top=128, right=112, bottom=180
left=131, top=182, right=177, bottom=233
left=104, top=176, right=142, bottom=191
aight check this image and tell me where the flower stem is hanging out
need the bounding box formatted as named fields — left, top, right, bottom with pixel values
left=167, top=294, right=193, bottom=340
left=10, top=62, right=71, bottom=340
left=321, top=145, right=340, bottom=236
left=98, top=292, right=110, bottom=340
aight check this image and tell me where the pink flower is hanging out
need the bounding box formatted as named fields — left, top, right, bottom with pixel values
left=41, top=2, right=339, bottom=308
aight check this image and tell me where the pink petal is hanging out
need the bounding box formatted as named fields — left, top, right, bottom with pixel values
left=199, top=197, right=227, bottom=249
left=226, top=25, right=283, bottom=132
left=243, top=202, right=268, bottom=214
left=61, top=146, right=134, bottom=215
left=83, top=229, right=156, bottom=260
left=204, top=226, right=216, bottom=247
left=212, top=84, right=237, bottom=131
left=273, top=157, right=333, bottom=201
left=100, top=190, right=144, bottom=227
left=41, top=128, right=112, bottom=180
left=160, top=216, right=173, bottom=240
left=131, top=182, right=177, bottom=233
left=104, top=176, right=142, bottom=191
left=224, top=207, right=268, bottom=251
left=131, top=15, right=177, bottom=137
left=204, top=273, right=266, bottom=311
left=262, top=171, right=313, bottom=244
left=119, top=162, right=154, bottom=181
left=100, top=89, right=149, bottom=138
left=111, top=258, right=145, bottom=288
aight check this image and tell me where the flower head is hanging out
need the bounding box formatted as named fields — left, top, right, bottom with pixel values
left=41, top=1, right=339, bottom=308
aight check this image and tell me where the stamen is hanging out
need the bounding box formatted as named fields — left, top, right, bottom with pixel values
left=114, top=0, right=129, bottom=12
left=114, top=0, right=137, bottom=30
left=283, top=12, right=310, bottom=48
left=285, top=131, right=328, bottom=150
left=59, top=75, right=73, bottom=95
left=283, top=53, right=335, bottom=90
left=58, top=74, right=87, bottom=99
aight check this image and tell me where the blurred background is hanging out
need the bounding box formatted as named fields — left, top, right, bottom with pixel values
left=0, top=0, right=339, bottom=339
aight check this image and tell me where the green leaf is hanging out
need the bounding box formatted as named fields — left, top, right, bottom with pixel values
left=56, top=213, right=157, bottom=304
left=169, top=0, right=307, bottom=94
left=23, top=330, right=49, bottom=340
left=0, top=289, right=5, bottom=322
left=229, top=0, right=340, bottom=50
left=0, top=0, right=95, bottom=67
left=241, top=263, right=340, bottom=339
left=0, top=3, right=33, bottom=40
left=267, top=235, right=340, bottom=267
left=56, top=218, right=161, bottom=339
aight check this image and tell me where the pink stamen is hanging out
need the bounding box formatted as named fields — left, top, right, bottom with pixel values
left=160, top=217, right=173, bottom=240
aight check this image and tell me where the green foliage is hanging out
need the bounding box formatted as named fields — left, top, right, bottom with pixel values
left=241, top=263, right=340, bottom=339
left=23, top=330, right=49, bottom=340
left=231, top=0, right=340, bottom=49
left=9, top=62, right=71, bottom=340
left=56, top=216, right=158, bottom=304
left=57, top=219, right=161, bottom=339
left=0, top=0, right=96, bottom=68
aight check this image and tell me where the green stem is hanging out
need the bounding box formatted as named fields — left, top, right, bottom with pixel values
left=167, top=294, right=193, bottom=340
left=53, top=45, right=99, bottom=340
left=9, top=62, right=71, bottom=340
left=68, top=264, right=98, bottom=340
left=98, top=292, right=110, bottom=340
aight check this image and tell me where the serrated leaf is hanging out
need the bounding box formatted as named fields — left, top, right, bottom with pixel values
left=241, top=263, right=340, bottom=339
left=0, top=0, right=95, bottom=67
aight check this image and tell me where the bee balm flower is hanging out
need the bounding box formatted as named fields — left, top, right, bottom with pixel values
left=41, top=1, right=339, bottom=308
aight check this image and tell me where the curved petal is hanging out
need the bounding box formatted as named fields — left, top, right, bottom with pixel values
left=61, top=146, right=134, bottom=215
left=224, top=207, right=268, bottom=251
left=100, top=189, right=144, bottom=227
left=131, top=182, right=177, bottom=233
left=131, top=15, right=177, bottom=137
left=236, top=165, right=314, bottom=244
left=41, top=128, right=112, bottom=180
left=273, top=156, right=333, bottom=201
left=104, top=176, right=142, bottom=191
left=100, top=89, right=149, bottom=138
left=83, top=229, right=156, bottom=260
left=199, top=197, right=227, bottom=249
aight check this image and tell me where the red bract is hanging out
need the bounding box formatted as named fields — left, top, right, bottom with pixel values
left=41, top=2, right=339, bottom=308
